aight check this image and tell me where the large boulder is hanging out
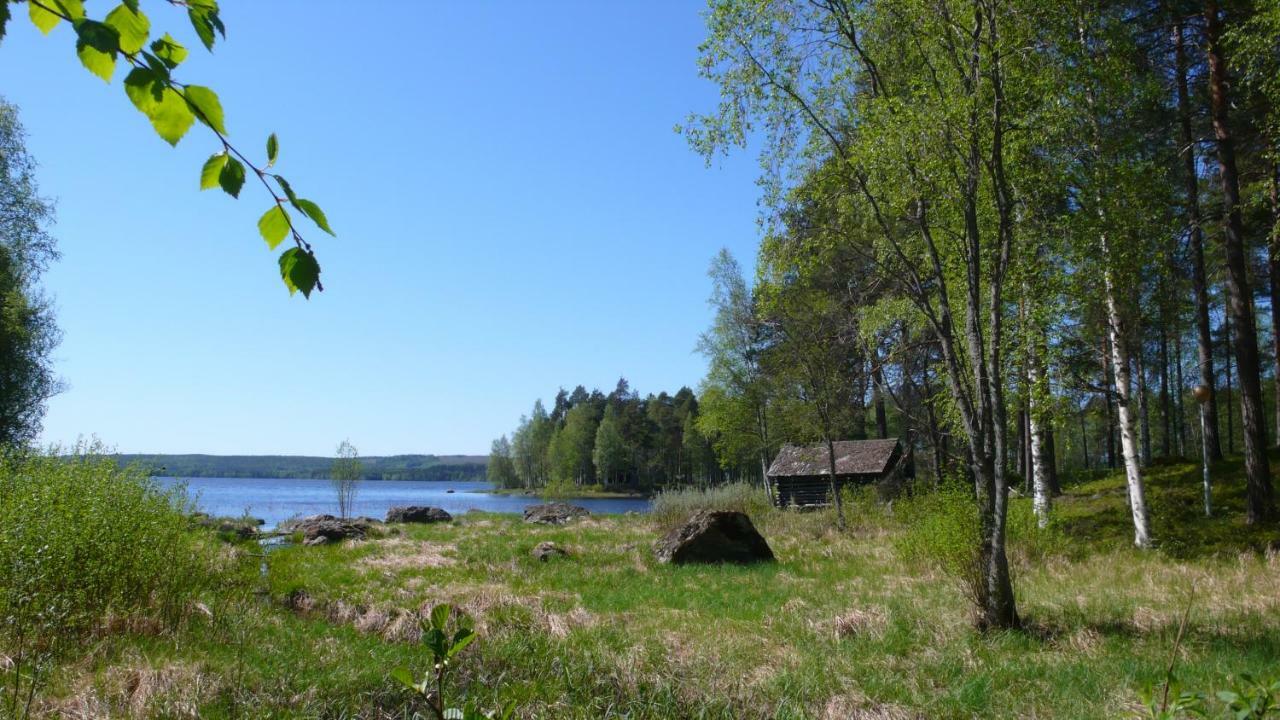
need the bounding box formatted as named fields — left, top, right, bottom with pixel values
left=523, top=503, right=590, bottom=525
left=654, top=510, right=774, bottom=565
left=282, top=514, right=369, bottom=543
left=385, top=506, right=452, bottom=524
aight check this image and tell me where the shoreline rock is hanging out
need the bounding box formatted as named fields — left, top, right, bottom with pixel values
left=523, top=503, right=590, bottom=525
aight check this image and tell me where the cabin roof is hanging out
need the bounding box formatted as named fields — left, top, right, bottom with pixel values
left=767, top=439, right=901, bottom=478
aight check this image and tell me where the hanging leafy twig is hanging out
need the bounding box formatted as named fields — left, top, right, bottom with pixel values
left=6, top=0, right=334, bottom=297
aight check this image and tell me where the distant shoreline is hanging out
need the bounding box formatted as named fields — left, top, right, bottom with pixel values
left=484, top=487, right=651, bottom=500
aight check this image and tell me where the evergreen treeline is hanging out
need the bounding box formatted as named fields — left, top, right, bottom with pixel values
left=677, top=0, right=1280, bottom=628
left=487, top=380, right=757, bottom=493
left=118, top=454, right=488, bottom=482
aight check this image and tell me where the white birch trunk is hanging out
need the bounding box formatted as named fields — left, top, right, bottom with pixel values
left=1027, top=341, right=1052, bottom=528
left=1101, top=234, right=1153, bottom=548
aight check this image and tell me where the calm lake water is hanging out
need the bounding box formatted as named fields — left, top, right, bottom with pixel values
left=155, top=477, right=651, bottom=529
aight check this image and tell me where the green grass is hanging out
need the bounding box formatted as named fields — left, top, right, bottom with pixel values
left=15, top=457, right=1280, bottom=719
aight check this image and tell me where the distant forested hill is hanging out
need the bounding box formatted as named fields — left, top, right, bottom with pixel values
left=115, top=454, right=489, bottom=481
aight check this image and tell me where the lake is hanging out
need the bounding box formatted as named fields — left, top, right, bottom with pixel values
left=155, top=477, right=652, bottom=528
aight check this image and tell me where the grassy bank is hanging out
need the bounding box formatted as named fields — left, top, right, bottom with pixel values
left=9, top=457, right=1280, bottom=718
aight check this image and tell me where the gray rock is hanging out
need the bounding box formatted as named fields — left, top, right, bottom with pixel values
left=531, top=541, right=568, bottom=562
left=654, top=510, right=774, bottom=565
left=523, top=502, right=590, bottom=525
left=303, top=535, right=329, bottom=547
left=288, top=516, right=368, bottom=543
left=385, top=506, right=453, bottom=524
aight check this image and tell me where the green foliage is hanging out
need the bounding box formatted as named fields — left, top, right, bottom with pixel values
left=258, top=205, right=291, bottom=250
left=0, top=100, right=60, bottom=447
left=1134, top=679, right=1206, bottom=719
left=1217, top=674, right=1280, bottom=719
left=5, top=0, right=335, bottom=297
left=392, top=604, right=515, bottom=720
left=892, top=484, right=984, bottom=608
left=330, top=440, right=362, bottom=519
left=0, top=444, right=227, bottom=715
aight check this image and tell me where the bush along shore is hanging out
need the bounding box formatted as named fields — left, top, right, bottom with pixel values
left=2, top=449, right=1280, bottom=718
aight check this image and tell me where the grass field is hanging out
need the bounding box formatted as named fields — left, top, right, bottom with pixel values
left=21, top=457, right=1280, bottom=719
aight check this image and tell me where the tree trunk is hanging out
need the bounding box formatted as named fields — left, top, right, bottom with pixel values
left=1138, top=345, right=1152, bottom=466
left=1225, top=312, right=1235, bottom=454
left=1080, top=407, right=1091, bottom=471
left=1159, top=318, right=1172, bottom=458
left=1046, top=426, right=1061, bottom=496
left=1175, top=19, right=1224, bottom=461
left=825, top=435, right=845, bottom=530
left=871, top=351, right=889, bottom=440
left=1102, top=338, right=1118, bottom=469
left=1028, top=333, right=1052, bottom=527
left=1270, top=166, right=1280, bottom=447
left=1102, top=232, right=1154, bottom=548
left=1174, top=324, right=1187, bottom=457
left=1205, top=0, right=1276, bottom=523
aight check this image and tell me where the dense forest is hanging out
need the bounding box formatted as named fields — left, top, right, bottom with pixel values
left=487, top=380, right=764, bottom=493
left=665, top=0, right=1280, bottom=628
left=120, top=453, right=488, bottom=482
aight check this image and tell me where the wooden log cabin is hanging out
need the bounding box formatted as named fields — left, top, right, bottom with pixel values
left=766, top=438, right=912, bottom=508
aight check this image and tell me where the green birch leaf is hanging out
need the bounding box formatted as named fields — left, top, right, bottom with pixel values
left=124, top=68, right=195, bottom=145
left=53, top=0, right=84, bottom=20
left=218, top=156, right=245, bottom=198
left=29, top=2, right=61, bottom=34
left=278, top=247, right=320, bottom=298
left=266, top=133, right=278, bottom=167
left=200, top=152, right=227, bottom=190
left=0, top=3, right=11, bottom=43
left=105, top=3, right=149, bottom=54
left=150, top=33, right=187, bottom=68
left=295, top=199, right=334, bottom=236
left=273, top=175, right=299, bottom=206
left=183, top=85, right=225, bottom=134
left=123, top=0, right=139, bottom=11
left=187, top=5, right=223, bottom=51
left=257, top=206, right=290, bottom=249
left=74, top=20, right=119, bottom=83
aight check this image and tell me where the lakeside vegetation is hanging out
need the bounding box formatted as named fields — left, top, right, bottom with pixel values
left=117, top=453, right=488, bottom=482
left=3, top=451, right=1278, bottom=718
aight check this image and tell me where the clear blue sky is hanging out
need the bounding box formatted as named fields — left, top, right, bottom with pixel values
left=4, top=1, right=763, bottom=456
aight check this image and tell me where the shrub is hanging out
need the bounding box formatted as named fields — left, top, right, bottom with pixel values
left=0, top=444, right=224, bottom=713
left=650, top=482, right=773, bottom=530
left=891, top=484, right=984, bottom=607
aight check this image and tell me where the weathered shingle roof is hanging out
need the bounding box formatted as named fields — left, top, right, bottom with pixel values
left=767, top=439, right=901, bottom=478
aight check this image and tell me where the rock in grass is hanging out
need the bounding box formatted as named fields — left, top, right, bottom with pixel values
left=385, top=506, right=453, bottom=524
left=523, top=503, right=590, bottom=525
left=654, top=510, right=774, bottom=565
left=531, top=541, right=568, bottom=561
left=286, top=515, right=368, bottom=544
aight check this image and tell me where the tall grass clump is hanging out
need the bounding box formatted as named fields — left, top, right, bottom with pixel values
left=650, top=482, right=773, bottom=530
left=0, top=443, right=221, bottom=715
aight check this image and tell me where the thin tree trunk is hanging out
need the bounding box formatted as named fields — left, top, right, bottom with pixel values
left=1176, top=19, right=1224, bottom=461
left=1138, top=346, right=1152, bottom=466
left=1225, top=312, right=1235, bottom=454
left=872, top=350, right=889, bottom=440
left=825, top=435, right=845, bottom=531
left=1102, top=232, right=1154, bottom=548
left=1174, top=319, right=1187, bottom=457
left=1159, top=318, right=1172, bottom=458
left=1045, top=426, right=1061, bottom=496
left=1080, top=407, right=1091, bottom=470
